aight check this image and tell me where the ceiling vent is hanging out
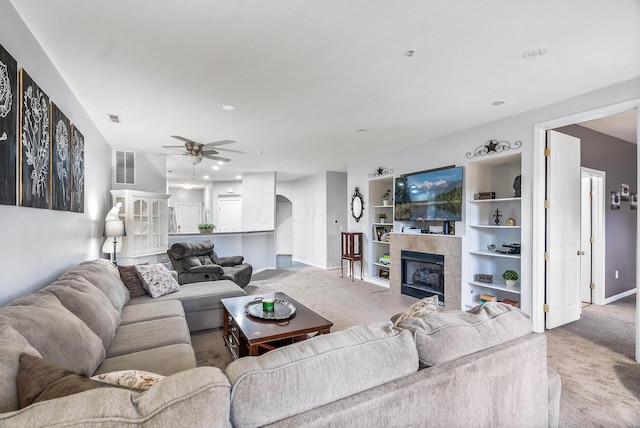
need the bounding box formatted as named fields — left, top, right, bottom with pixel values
left=108, top=114, right=121, bottom=123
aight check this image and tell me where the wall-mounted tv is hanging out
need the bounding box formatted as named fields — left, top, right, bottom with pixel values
left=394, top=165, right=463, bottom=221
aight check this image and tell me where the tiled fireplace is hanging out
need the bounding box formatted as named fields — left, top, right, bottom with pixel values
left=390, top=233, right=461, bottom=310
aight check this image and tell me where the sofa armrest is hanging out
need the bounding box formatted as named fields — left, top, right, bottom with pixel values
left=0, top=367, right=231, bottom=428
left=218, top=256, right=244, bottom=267
left=188, top=265, right=225, bottom=276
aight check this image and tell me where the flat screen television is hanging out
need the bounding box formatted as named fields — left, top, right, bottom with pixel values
left=394, top=165, right=463, bottom=221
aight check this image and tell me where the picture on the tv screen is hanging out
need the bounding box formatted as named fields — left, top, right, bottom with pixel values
left=395, top=166, right=463, bottom=221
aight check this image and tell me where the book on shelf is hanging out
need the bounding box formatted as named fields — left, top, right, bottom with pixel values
left=502, top=298, right=520, bottom=307
left=479, top=293, right=496, bottom=303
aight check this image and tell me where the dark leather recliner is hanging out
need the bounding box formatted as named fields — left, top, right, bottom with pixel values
left=167, top=240, right=252, bottom=288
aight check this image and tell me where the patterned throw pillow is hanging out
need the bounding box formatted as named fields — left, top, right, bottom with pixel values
left=135, top=264, right=180, bottom=298
left=393, top=295, right=439, bottom=326
left=91, top=370, right=165, bottom=391
left=117, top=264, right=148, bottom=298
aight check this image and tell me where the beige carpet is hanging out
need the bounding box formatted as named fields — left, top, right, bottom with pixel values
left=545, top=295, right=640, bottom=427
left=192, top=265, right=640, bottom=427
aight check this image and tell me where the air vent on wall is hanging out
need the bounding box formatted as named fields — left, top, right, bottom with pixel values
left=115, top=151, right=135, bottom=184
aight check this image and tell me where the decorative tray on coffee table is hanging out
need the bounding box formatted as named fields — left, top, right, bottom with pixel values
left=244, top=299, right=297, bottom=320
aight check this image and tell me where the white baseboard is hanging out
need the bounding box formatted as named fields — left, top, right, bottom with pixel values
left=603, top=288, right=637, bottom=305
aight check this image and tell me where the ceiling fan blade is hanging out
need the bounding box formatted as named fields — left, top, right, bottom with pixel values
left=170, top=135, right=198, bottom=144
left=210, top=147, right=245, bottom=154
left=201, top=149, right=220, bottom=156
left=205, top=154, right=231, bottom=162
left=205, top=139, right=235, bottom=147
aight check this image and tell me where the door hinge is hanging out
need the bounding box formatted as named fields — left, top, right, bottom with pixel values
left=543, top=304, right=550, bottom=313
left=544, top=148, right=551, bottom=157
left=589, top=236, right=595, bottom=244
left=544, top=200, right=550, bottom=209
left=590, top=282, right=595, bottom=290
left=544, top=252, right=550, bottom=261
left=590, top=190, right=595, bottom=197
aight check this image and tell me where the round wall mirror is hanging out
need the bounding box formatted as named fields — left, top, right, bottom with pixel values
left=351, top=187, right=364, bottom=222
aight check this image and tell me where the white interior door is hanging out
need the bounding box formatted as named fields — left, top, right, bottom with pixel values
left=276, top=201, right=293, bottom=255
left=218, top=198, right=242, bottom=232
left=176, top=203, right=201, bottom=233
left=546, top=130, right=582, bottom=329
left=580, top=174, right=593, bottom=303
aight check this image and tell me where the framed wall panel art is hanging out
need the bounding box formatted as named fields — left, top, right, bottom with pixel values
left=19, top=68, right=50, bottom=209
left=70, top=124, right=84, bottom=213
left=0, top=43, right=18, bottom=205
left=50, top=102, right=71, bottom=211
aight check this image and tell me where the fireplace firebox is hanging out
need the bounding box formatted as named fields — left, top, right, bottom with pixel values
left=401, top=250, right=444, bottom=303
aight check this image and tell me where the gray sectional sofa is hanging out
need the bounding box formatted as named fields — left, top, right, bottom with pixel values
left=0, top=258, right=560, bottom=427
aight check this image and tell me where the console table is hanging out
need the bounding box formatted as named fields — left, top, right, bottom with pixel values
left=340, top=232, right=363, bottom=281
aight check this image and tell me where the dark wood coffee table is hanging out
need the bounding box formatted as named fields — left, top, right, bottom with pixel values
left=221, top=292, right=333, bottom=359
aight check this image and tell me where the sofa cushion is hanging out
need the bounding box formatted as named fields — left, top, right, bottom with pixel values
left=41, top=276, right=121, bottom=349
left=120, top=300, right=185, bottom=326
left=169, top=240, right=215, bottom=259
left=96, top=344, right=197, bottom=376
left=61, top=259, right=130, bottom=311
left=127, top=280, right=245, bottom=313
left=135, top=263, right=180, bottom=298
left=225, top=322, right=419, bottom=427
left=117, top=264, right=148, bottom=298
left=17, top=353, right=102, bottom=408
left=106, top=317, right=191, bottom=358
left=396, top=302, right=533, bottom=367
left=1, top=293, right=105, bottom=377
left=0, top=326, right=42, bottom=413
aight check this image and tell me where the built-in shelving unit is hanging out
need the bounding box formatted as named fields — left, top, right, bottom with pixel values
left=368, top=177, right=394, bottom=285
left=465, top=153, right=522, bottom=310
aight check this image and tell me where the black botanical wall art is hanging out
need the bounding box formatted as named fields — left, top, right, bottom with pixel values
left=50, top=102, right=71, bottom=211
left=19, top=68, right=50, bottom=209
left=0, top=43, right=18, bottom=205
left=70, top=124, right=84, bottom=213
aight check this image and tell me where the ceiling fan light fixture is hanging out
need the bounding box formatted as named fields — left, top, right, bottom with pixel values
left=187, top=156, right=203, bottom=165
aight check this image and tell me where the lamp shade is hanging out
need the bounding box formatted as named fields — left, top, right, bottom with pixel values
left=104, top=220, right=126, bottom=237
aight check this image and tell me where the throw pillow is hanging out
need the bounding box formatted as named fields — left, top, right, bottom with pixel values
left=17, top=353, right=102, bottom=409
left=91, top=370, right=165, bottom=391
left=135, top=263, right=180, bottom=298
left=117, top=264, right=148, bottom=298
left=393, top=295, right=439, bottom=326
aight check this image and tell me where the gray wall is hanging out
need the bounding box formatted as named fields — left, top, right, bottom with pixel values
left=111, top=152, right=167, bottom=193
left=0, top=2, right=112, bottom=306
left=557, top=124, right=637, bottom=298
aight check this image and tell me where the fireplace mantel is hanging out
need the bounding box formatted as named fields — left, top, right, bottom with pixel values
left=389, top=233, right=462, bottom=309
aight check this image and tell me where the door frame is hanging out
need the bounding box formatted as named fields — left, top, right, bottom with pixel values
left=581, top=167, right=606, bottom=305
left=532, top=99, right=640, bottom=360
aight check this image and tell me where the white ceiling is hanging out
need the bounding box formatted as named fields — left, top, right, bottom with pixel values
left=580, top=110, right=638, bottom=144
left=9, top=0, right=640, bottom=188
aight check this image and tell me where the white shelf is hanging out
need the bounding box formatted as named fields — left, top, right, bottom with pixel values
left=469, top=197, right=521, bottom=203
left=372, top=262, right=390, bottom=269
left=468, top=280, right=521, bottom=295
left=372, top=205, right=394, bottom=208
left=372, top=222, right=392, bottom=226
left=469, top=225, right=521, bottom=229
left=469, top=250, right=520, bottom=259
left=372, top=240, right=390, bottom=245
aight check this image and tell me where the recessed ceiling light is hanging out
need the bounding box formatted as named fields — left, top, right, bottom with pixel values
left=356, top=129, right=368, bottom=133
left=492, top=100, right=506, bottom=106
left=522, top=46, right=549, bottom=59
left=182, top=183, right=194, bottom=190
left=218, top=161, right=224, bottom=165
left=218, top=104, right=235, bottom=111
left=405, top=50, right=415, bottom=57
left=236, top=175, right=242, bottom=180
left=203, top=175, right=210, bottom=179
left=108, top=114, right=121, bottom=123
left=212, top=165, right=220, bottom=170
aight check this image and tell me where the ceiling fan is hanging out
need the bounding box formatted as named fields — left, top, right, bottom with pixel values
left=162, top=135, right=244, bottom=164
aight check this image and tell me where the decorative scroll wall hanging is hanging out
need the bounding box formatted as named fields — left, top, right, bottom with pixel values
left=368, top=166, right=393, bottom=178
left=466, top=140, right=522, bottom=159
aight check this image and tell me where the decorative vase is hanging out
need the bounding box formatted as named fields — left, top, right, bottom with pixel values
left=383, top=200, right=390, bottom=206
left=379, top=217, right=386, bottom=223
left=505, top=280, right=517, bottom=288
left=506, top=217, right=516, bottom=226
